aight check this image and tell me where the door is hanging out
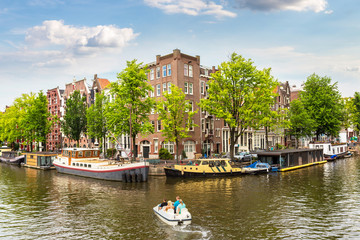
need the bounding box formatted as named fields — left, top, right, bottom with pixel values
left=143, top=146, right=150, bottom=158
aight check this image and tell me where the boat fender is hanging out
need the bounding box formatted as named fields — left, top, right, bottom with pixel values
left=203, top=171, right=205, bottom=175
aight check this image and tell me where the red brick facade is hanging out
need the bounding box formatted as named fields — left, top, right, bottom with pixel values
left=46, top=87, right=63, bottom=151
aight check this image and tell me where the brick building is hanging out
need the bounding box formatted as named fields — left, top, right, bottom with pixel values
left=135, top=49, right=221, bottom=159
left=46, top=87, right=64, bottom=151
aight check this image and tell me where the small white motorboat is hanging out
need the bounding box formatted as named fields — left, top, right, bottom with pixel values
left=153, top=205, right=192, bottom=226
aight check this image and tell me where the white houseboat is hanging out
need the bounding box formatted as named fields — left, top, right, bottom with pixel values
left=309, top=142, right=348, bottom=159
left=53, top=148, right=149, bottom=182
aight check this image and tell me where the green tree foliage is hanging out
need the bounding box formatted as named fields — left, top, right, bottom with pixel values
left=288, top=99, right=314, bottom=148
left=87, top=92, right=108, bottom=153
left=62, top=90, right=87, bottom=146
left=0, top=92, right=53, bottom=151
left=105, top=59, right=155, bottom=161
left=157, top=84, right=197, bottom=162
left=301, top=74, right=342, bottom=140
left=341, top=97, right=355, bottom=141
left=352, top=92, right=360, bottom=133
left=159, top=148, right=173, bottom=160
left=200, top=53, right=278, bottom=159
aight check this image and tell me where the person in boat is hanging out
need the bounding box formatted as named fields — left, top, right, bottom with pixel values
left=159, top=199, right=168, bottom=210
left=165, top=201, right=174, bottom=212
left=177, top=199, right=186, bottom=214
left=173, top=196, right=180, bottom=213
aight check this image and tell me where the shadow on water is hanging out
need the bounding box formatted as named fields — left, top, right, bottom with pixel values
left=1, top=157, right=360, bottom=239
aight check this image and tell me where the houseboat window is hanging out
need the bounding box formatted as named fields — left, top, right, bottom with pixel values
left=38, top=156, right=51, bottom=166
left=209, top=161, right=214, bottom=167
left=215, top=161, right=220, bottom=166
left=85, top=151, right=91, bottom=157
left=328, top=145, right=331, bottom=151
left=72, top=151, right=76, bottom=157
left=30, top=155, right=34, bottom=159
left=63, top=150, right=68, bottom=156
left=84, top=164, right=87, bottom=167
left=202, top=161, right=209, bottom=165
left=72, top=163, right=75, bottom=166
left=194, top=160, right=201, bottom=165
left=76, top=163, right=79, bottom=166
left=80, top=164, right=83, bottom=167
left=220, top=160, right=226, bottom=166
left=88, top=164, right=91, bottom=168
left=95, top=151, right=100, bottom=156
left=78, top=151, right=83, bottom=157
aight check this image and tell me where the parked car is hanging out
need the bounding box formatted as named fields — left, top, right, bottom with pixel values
left=233, top=152, right=252, bottom=162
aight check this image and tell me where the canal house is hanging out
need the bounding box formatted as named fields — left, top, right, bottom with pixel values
left=23, top=152, right=58, bottom=170
left=256, top=149, right=325, bottom=172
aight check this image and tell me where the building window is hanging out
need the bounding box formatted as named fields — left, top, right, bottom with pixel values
left=156, top=67, right=160, bottom=79
left=151, top=121, right=155, bottom=131
left=154, top=139, right=159, bottom=153
left=162, top=65, right=167, bottom=77
left=202, top=119, right=205, bottom=132
left=167, top=64, right=171, bottom=76
left=168, top=82, right=171, bottom=94
left=163, top=83, right=167, bottom=93
left=150, top=68, right=154, bottom=80
left=189, top=101, right=193, bottom=111
left=201, top=82, right=205, bottom=94
left=188, top=119, right=194, bottom=131
left=157, top=120, right=161, bottom=131
left=184, top=82, right=188, bottom=94
left=156, top=84, right=161, bottom=96
left=184, top=64, right=188, bottom=76
left=162, top=141, right=174, bottom=154
left=150, top=90, right=154, bottom=97
left=189, top=65, right=193, bottom=77
left=184, top=140, right=195, bottom=153
left=189, top=83, right=193, bottom=95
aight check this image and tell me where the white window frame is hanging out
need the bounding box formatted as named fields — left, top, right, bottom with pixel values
left=184, top=140, right=195, bottom=153
left=184, top=82, right=188, bottom=94
left=150, top=68, right=154, bottom=80
left=156, top=67, right=160, bottom=79
left=189, top=65, right=193, bottom=77
left=184, top=64, right=188, bottom=76
left=154, top=139, right=159, bottom=153
left=162, top=65, right=167, bottom=77
left=168, top=82, right=171, bottom=94
left=157, top=120, right=161, bottom=132
left=150, top=90, right=154, bottom=97
left=162, top=141, right=174, bottom=154
left=189, top=83, right=193, bottom=95
left=156, top=84, right=161, bottom=96
left=201, top=82, right=205, bottom=94
left=163, top=83, right=167, bottom=93
left=167, top=64, right=171, bottom=76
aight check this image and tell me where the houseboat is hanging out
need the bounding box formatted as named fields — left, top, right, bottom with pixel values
left=309, top=142, right=348, bottom=160
left=164, top=159, right=243, bottom=177
left=255, top=149, right=325, bottom=172
left=0, top=151, right=25, bottom=165
left=53, top=148, right=149, bottom=182
left=22, top=152, right=58, bottom=170
left=0, top=146, right=12, bottom=156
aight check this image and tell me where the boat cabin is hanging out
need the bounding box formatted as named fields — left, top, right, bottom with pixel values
left=309, top=142, right=348, bottom=157
left=2, top=151, right=19, bottom=159
left=0, top=146, right=12, bottom=157
left=23, top=152, right=58, bottom=169
left=255, top=149, right=324, bottom=172
left=61, top=149, right=100, bottom=159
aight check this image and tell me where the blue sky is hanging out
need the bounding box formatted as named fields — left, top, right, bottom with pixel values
left=0, top=0, right=359, bottom=110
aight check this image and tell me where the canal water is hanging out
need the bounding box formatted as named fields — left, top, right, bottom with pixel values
left=1, top=157, right=360, bottom=239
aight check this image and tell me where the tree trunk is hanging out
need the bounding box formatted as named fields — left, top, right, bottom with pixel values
left=295, top=137, right=298, bottom=149
left=265, top=126, right=269, bottom=151
left=176, top=139, right=179, bottom=164
left=132, top=135, right=136, bottom=162
left=229, top=128, right=236, bottom=160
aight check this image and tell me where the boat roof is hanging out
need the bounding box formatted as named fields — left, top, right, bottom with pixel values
left=62, top=148, right=99, bottom=151
left=22, top=152, right=58, bottom=156
left=255, top=148, right=323, bottom=156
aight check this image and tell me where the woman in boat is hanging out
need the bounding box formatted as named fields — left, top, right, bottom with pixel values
left=177, top=199, right=186, bottom=214
left=165, top=201, right=174, bottom=212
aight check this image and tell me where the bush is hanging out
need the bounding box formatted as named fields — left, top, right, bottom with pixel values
left=276, top=143, right=285, bottom=150
left=106, top=148, right=117, bottom=158
left=159, top=148, right=173, bottom=160
left=182, top=150, right=187, bottom=160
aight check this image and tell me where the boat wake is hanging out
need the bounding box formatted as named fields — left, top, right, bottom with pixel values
left=172, top=225, right=212, bottom=240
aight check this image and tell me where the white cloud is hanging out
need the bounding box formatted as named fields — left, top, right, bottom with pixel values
left=234, top=0, right=328, bottom=13
left=144, top=0, right=236, bottom=18
left=25, top=20, right=138, bottom=55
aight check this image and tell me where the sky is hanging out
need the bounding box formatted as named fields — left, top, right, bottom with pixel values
left=0, top=0, right=359, bottom=110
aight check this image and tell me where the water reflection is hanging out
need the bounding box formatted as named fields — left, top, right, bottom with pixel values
left=1, top=157, right=360, bottom=239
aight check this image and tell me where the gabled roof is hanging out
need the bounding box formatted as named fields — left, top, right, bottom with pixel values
left=98, top=78, right=110, bottom=90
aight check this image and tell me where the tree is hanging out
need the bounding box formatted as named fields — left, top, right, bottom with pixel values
left=301, top=74, right=342, bottom=140
left=105, top=59, right=155, bottom=161
left=199, top=53, right=278, bottom=160
left=62, top=90, right=87, bottom=147
left=288, top=99, right=314, bottom=148
left=157, top=84, right=197, bottom=163
left=352, top=92, right=360, bottom=135
left=341, top=97, right=355, bottom=142
left=87, top=92, right=108, bottom=154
